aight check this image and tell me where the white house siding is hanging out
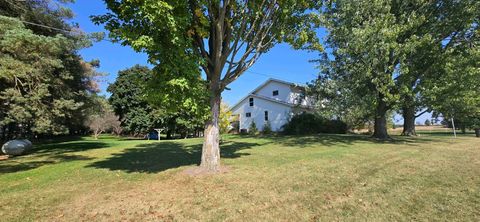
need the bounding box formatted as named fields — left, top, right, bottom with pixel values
left=231, top=96, right=292, bottom=132
left=254, top=81, right=312, bottom=106
left=254, top=81, right=293, bottom=103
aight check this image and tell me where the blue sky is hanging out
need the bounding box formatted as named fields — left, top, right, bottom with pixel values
left=68, top=1, right=431, bottom=124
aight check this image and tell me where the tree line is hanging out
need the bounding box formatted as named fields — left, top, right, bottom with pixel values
left=308, top=0, right=479, bottom=139
left=2, top=0, right=478, bottom=173
left=0, top=0, right=105, bottom=141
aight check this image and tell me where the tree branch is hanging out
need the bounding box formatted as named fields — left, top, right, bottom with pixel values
left=415, top=109, right=430, bottom=118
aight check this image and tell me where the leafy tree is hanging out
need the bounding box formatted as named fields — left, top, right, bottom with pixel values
left=317, top=0, right=479, bottom=139
left=0, top=16, right=101, bottom=140
left=318, top=0, right=414, bottom=139
left=0, top=0, right=103, bottom=141
left=308, top=76, right=374, bottom=131
left=86, top=97, right=121, bottom=139
left=93, top=0, right=323, bottom=171
left=107, top=65, right=160, bottom=136
left=466, top=116, right=480, bottom=137
left=425, top=45, right=480, bottom=135
left=108, top=65, right=207, bottom=138
left=219, top=102, right=232, bottom=134
left=395, top=0, right=480, bottom=136
left=0, top=0, right=76, bottom=37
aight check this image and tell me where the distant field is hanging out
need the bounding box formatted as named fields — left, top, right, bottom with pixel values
left=390, top=125, right=456, bottom=133
left=1, top=133, right=479, bottom=221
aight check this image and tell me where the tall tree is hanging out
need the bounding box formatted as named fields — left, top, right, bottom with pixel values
left=107, top=65, right=160, bottom=136
left=396, top=0, right=480, bottom=136
left=0, top=0, right=103, bottom=140
left=319, top=0, right=414, bottom=139
left=0, top=16, right=101, bottom=140
left=424, top=45, right=480, bottom=135
left=317, top=0, right=479, bottom=139
left=0, top=0, right=75, bottom=37
left=93, top=0, right=322, bottom=171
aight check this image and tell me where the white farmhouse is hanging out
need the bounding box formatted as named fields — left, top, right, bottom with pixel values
left=230, top=78, right=313, bottom=132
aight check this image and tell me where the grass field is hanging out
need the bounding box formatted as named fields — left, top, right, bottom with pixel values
left=1, top=132, right=479, bottom=221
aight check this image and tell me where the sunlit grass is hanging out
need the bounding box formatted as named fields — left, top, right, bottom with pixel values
left=0, top=133, right=479, bottom=221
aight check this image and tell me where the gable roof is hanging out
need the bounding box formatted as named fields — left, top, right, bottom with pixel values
left=250, top=78, right=304, bottom=94
left=230, top=78, right=309, bottom=111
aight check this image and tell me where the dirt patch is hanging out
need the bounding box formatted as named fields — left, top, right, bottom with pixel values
left=182, top=165, right=231, bottom=177
left=0, top=155, right=9, bottom=161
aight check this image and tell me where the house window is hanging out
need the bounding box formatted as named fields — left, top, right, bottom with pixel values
left=249, top=98, right=254, bottom=106
left=272, top=90, right=279, bottom=96
left=246, top=112, right=251, bottom=117
left=264, top=111, right=269, bottom=121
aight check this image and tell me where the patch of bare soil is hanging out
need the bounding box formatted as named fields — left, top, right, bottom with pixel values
left=182, top=165, right=231, bottom=176
left=0, top=155, right=9, bottom=161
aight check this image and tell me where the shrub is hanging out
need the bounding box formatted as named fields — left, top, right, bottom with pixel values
left=282, top=113, right=347, bottom=135
left=248, top=121, right=258, bottom=135
left=262, top=121, right=272, bottom=135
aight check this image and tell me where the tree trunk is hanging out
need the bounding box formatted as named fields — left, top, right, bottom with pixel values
left=200, top=89, right=221, bottom=172
left=475, top=129, right=480, bottom=138
left=166, top=129, right=172, bottom=140
left=401, top=105, right=417, bottom=136
left=372, top=98, right=390, bottom=139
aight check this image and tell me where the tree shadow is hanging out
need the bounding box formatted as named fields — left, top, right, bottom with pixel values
left=269, top=133, right=440, bottom=148
left=87, top=140, right=258, bottom=173
left=0, top=154, right=93, bottom=174
left=0, top=139, right=108, bottom=174
left=33, top=141, right=108, bottom=155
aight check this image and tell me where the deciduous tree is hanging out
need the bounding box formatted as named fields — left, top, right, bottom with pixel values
left=93, top=0, right=322, bottom=171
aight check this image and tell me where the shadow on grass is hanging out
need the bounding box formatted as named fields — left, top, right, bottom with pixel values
left=0, top=154, right=93, bottom=174
left=34, top=141, right=109, bottom=155
left=87, top=140, right=258, bottom=173
left=0, top=139, right=108, bottom=174
left=266, top=133, right=441, bottom=148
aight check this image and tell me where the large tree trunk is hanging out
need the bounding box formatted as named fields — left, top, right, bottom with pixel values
left=372, top=97, right=390, bottom=139
left=475, top=129, right=480, bottom=138
left=401, top=105, right=417, bottom=136
left=200, top=89, right=221, bottom=171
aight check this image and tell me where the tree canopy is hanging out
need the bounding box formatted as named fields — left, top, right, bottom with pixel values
left=0, top=1, right=103, bottom=141
left=94, top=0, right=323, bottom=171
left=312, top=0, right=479, bottom=138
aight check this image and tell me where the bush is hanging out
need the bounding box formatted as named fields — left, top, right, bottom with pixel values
left=282, top=113, right=347, bottom=135
left=248, top=121, right=258, bottom=135
left=262, top=121, right=272, bottom=135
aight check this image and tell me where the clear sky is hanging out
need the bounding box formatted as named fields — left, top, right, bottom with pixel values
left=68, top=1, right=431, bottom=125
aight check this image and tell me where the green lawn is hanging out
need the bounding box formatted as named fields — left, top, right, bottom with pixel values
left=1, top=133, right=479, bottom=221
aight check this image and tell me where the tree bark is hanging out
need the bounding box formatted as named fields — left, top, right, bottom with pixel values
left=166, top=129, right=172, bottom=140
left=200, top=89, right=222, bottom=171
left=475, top=129, right=480, bottom=138
left=372, top=97, right=390, bottom=139
left=401, top=105, right=417, bottom=136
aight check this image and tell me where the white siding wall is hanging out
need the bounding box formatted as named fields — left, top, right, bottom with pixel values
left=254, top=81, right=292, bottom=103
left=254, top=81, right=311, bottom=106
left=231, top=96, right=292, bottom=132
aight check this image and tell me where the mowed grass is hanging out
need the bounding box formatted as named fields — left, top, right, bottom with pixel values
left=0, top=132, right=479, bottom=221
